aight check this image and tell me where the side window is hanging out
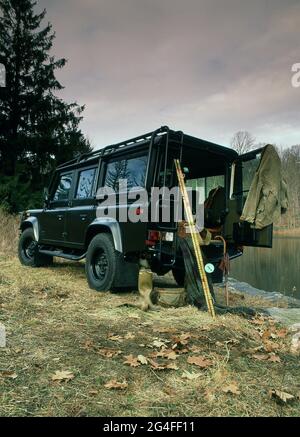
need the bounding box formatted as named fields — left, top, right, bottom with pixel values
left=186, top=175, right=225, bottom=201
left=104, top=155, right=148, bottom=191
left=241, top=155, right=261, bottom=195
left=53, top=172, right=73, bottom=201
left=205, top=175, right=225, bottom=198
left=232, top=152, right=262, bottom=201
left=75, top=168, right=96, bottom=199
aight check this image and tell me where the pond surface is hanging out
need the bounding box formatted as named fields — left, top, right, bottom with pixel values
left=230, top=236, right=300, bottom=299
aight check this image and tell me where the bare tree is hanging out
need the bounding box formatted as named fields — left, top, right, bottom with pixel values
left=280, top=145, right=300, bottom=229
left=231, top=131, right=256, bottom=155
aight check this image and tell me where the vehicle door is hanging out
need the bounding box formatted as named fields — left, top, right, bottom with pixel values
left=230, top=148, right=273, bottom=248
left=65, top=165, right=98, bottom=248
left=98, top=152, right=149, bottom=252
left=151, top=144, right=182, bottom=231
left=39, top=171, right=74, bottom=245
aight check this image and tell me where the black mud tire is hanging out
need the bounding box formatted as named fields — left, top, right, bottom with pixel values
left=85, top=233, right=121, bottom=292
left=172, top=266, right=185, bottom=287
left=18, top=228, right=53, bottom=267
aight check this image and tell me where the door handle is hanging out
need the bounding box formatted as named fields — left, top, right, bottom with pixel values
left=80, top=214, right=87, bottom=221
left=57, top=215, right=63, bottom=221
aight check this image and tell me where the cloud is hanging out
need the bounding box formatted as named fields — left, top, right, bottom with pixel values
left=38, top=0, right=300, bottom=148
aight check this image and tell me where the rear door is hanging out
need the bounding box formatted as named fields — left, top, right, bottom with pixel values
left=230, top=147, right=273, bottom=248
left=65, top=165, right=98, bottom=248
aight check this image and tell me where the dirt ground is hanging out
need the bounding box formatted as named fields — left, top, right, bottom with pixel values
left=0, top=251, right=299, bottom=417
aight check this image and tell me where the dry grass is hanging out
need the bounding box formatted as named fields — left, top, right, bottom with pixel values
left=0, top=212, right=299, bottom=417
left=0, top=254, right=299, bottom=417
left=0, top=209, right=19, bottom=255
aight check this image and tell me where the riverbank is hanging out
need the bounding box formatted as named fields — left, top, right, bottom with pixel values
left=227, top=278, right=300, bottom=309
left=274, top=228, right=300, bottom=237
left=225, top=278, right=300, bottom=327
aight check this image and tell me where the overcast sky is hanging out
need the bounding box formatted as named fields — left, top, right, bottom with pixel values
left=39, top=0, right=300, bottom=149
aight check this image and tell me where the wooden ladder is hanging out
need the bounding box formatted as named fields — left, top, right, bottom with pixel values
left=174, top=159, right=216, bottom=319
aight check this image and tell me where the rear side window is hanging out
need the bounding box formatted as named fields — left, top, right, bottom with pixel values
left=75, top=168, right=96, bottom=199
left=53, top=172, right=73, bottom=201
left=104, top=155, right=148, bottom=191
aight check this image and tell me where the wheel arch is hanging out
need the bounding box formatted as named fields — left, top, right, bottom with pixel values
left=20, top=217, right=39, bottom=242
left=85, top=218, right=123, bottom=253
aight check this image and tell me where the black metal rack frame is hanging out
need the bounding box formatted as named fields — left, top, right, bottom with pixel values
left=57, top=125, right=181, bottom=171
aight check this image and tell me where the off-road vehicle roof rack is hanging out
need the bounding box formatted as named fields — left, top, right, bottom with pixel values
left=57, top=126, right=177, bottom=170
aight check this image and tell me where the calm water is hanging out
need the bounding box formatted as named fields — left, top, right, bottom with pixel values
left=230, top=236, right=300, bottom=299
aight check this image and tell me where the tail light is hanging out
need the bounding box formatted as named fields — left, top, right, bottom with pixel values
left=146, top=230, right=160, bottom=246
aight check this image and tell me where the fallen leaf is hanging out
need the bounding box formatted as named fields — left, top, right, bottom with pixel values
left=104, top=379, right=128, bottom=390
left=123, top=355, right=141, bottom=367
left=89, top=390, right=98, bottom=396
left=124, top=332, right=135, bottom=340
left=268, top=353, right=281, bottom=363
left=172, top=333, right=191, bottom=348
left=0, top=371, right=18, bottom=379
left=187, top=356, right=213, bottom=368
left=152, top=339, right=167, bottom=349
left=98, top=348, right=122, bottom=358
left=204, top=389, right=216, bottom=402
left=107, top=334, right=123, bottom=342
left=225, top=339, right=240, bottom=346
left=270, top=389, right=294, bottom=404
left=190, top=345, right=202, bottom=353
left=276, top=328, right=288, bottom=338
left=151, top=350, right=178, bottom=360
left=252, top=353, right=270, bottom=361
left=153, top=327, right=177, bottom=334
left=261, top=329, right=272, bottom=340
left=164, top=386, right=176, bottom=396
left=263, top=340, right=279, bottom=353
left=251, top=318, right=265, bottom=325
left=164, top=351, right=177, bottom=360
left=148, top=359, right=165, bottom=370
left=128, top=314, right=140, bottom=320
left=165, top=363, right=179, bottom=370
left=222, top=383, right=240, bottom=395
left=148, top=359, right=178, bottom=371
left=51, top=370, right=75, bottom=382
left=83, top=340, right=95, bottom=351
left=181, top=370, right=201, bottom=380
left=137, top=355, right=148, bottom=365
left=246, top=345, right=264, bottom=354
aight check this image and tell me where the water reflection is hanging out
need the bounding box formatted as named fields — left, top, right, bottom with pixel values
left=230, top=237, right=300, bottom=299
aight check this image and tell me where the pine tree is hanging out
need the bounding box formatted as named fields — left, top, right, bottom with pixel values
left=0, top=0, right=91, bottom=210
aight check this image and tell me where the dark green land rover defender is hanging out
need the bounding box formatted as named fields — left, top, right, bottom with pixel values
left=18, top=126, right=273, bottom=291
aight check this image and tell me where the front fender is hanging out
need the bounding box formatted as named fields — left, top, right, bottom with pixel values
left=20, top=217, right=39, bottom=242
